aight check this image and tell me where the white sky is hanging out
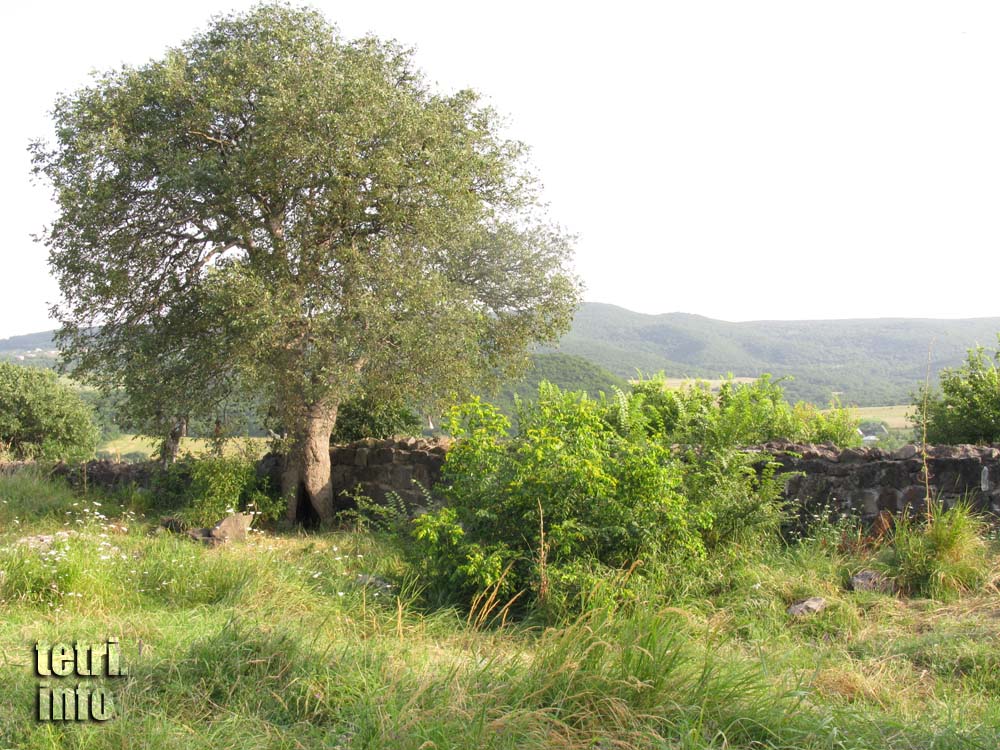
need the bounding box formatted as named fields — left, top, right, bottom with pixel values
left=3, top=1, right=1000, bottom=339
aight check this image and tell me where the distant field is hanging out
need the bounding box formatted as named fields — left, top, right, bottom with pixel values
left=97, top=434, right=269, bottom=460
left=629, top=376, right=757, bottom=390
left=837, top=404, right=915, bottom=429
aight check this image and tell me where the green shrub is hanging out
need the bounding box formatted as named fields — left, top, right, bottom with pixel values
left=626, top=373, right=861, bottom=449
left=151, top=451, right=283, bottom=527
left=880, top=500, right=992, bottom=600
left=412, top=382, right=803, bottom=617
left=417, top=385, right=706, bottom=615
left=915, top=337, right=1000, bottom=444
left=0, top=362, right=99, bottom=461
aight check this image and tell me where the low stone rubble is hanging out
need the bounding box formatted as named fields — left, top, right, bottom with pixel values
left=160, top=512, right=254, bottom=546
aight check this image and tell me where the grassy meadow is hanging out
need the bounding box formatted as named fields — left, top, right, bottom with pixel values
left=0, top=468, right=999, bottom=749
left=842, top=405, right=916, bottom=431
left=96, top=434, right=270, bottom=462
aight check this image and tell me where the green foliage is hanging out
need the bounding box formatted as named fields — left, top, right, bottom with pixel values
left=33, top=3, right=580, bottom=510
left=0, top=362, right=99, bottom=461
left=915, top=337, right=1000, bottom=444
left=627, top=373, right=861, bottom=449
left=411, top=380, right=817, bottom=616
left=419, top=386, right=706, bottom=613
left=331, top=396, right=422, bottom=443
left=879, top=501, right=992, bottom=600
left=151, top=450, right=282, bottom=527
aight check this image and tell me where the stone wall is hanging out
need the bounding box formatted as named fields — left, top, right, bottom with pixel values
left=327, top=436, right=450, bottom=511
left=256, top=436, right=451, bottom=522
left=10, top=439, right=1000, bottom=530
left=0, top=459, right=157, bottom=489
left=756, top=441, right=1000, bottom=528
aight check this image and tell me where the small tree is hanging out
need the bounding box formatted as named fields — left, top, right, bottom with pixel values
left=0, top=363, right=99, bottom=461
left=32, top=5, right=579, bottom=520
left=915, top=338, right=1000, bottom=445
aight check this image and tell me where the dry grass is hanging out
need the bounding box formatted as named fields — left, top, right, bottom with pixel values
left=833, top=404, right=915, bottom=429
left=97, top=433, right=269, bottom=460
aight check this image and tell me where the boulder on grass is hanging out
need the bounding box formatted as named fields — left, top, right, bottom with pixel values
left=787, top=597, right=827, bottom=617
left=210, top=512, right=253, bottom=543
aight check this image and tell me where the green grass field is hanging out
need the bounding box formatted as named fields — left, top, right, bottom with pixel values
left=97, top=434, right=269, bottom=461
left=841, top=404, right=915, bottom=430
left=628, top=376, right=758, bottom=390
left=0, top=469, right=998, bottom=748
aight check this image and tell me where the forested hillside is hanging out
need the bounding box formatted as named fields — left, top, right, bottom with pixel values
left=6, top=305, right=1000, bottom=407
left=487, top=352, right=627, bottom=415
left=550, top=303, right=1000, bottom=405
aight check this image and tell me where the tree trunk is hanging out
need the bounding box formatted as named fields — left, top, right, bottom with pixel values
left=160, top=417, right=188, bottom=468
left=281, top=400, right=338, bottom=525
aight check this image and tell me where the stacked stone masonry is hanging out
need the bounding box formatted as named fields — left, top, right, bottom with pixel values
left=13, top=439, right=1000, bottom=528
left=326, top=436, right=450, bottom=513
left=755, top=441, right=1000, bottom=527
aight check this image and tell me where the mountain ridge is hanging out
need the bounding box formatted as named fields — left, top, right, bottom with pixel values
left=5, top=303, right=1000, bottom=406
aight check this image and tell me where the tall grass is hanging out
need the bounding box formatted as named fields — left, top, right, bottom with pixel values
left=880, top=500, right=993, bottom=600
left=0, top=466, right=80, bottom=524
left=0, top=468, right=998, bottom=748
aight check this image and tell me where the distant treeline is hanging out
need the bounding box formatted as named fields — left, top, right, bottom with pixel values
left=7, top=303, right=1000, bottom=408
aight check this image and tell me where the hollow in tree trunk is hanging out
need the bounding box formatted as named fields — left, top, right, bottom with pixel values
left=281, top=400, right=338, bottom=525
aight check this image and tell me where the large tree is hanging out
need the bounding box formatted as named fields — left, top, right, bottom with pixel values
left=32, top=4, right=580, bottom=521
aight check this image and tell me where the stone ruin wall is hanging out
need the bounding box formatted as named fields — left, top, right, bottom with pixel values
left=325, top=437, right=450, bottom=512
left=267, top=439, right=1000, bottom=525
left=254, top=436, right=451, bottom=521
left=13, top=439, right=1000, bottom=528
left=756, top=441, right=1000, bottom=528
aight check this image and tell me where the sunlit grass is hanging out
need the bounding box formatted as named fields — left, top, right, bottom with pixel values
left=95, top=434, right=269, bottom=461
left=0, top=470, right=998, bottom=748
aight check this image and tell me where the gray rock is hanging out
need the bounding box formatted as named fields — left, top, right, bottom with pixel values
left=356, top=573, right=395, bottom=592
left=892, top=444, right=919, bottom=460
left=210, top=512, right=253, bottom=542
left=849, top=569, right=896, bottom=594
left=787, top=597, right=827, bottom=617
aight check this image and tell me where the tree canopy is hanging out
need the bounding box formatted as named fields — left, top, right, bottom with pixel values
left=0, top=363, right=99, bottom=462
left=32, top=4, right=580, bottom=520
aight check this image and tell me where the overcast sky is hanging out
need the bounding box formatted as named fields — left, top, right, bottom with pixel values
left=3, top=1, right=1000, bottom=338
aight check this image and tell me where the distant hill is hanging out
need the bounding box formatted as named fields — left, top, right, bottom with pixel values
left=549, top=303, right=1000, bottom=406
left=487, top=353, right=627, bottom=415
left=0, top=330, right=55, bottom=352
left=0, top=330, right=59, bottom=368
left=6, top=306, right=1000, bottom=407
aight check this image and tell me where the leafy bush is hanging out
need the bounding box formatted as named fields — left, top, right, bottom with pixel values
left=416, top=385, right=710, bottom=614
left=625, top=373, right=861, bottom=449
left=915, top=338, right=1000, bottom=444
left=150, top=450, right=283, bottom=527
left=880, top=501, right=992, bottom=600
left=331, top=395, right=423, bottom=443
left=0, top=362, right=99, bottom=461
